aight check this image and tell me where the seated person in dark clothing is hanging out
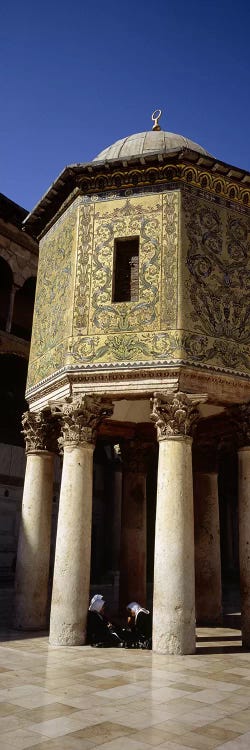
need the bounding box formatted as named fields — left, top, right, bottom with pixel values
left=126, top=602, right=152, bottom=649
left=87, top=595, right=123, bottom=647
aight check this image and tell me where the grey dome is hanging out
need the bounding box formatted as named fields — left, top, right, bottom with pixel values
left=93, top=130, right=209, bottom=162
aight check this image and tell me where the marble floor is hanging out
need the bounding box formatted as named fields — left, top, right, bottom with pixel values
left=0, top=626, right=250, bottom=749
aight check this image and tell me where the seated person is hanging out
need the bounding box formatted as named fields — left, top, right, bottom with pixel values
left=87, top=595, right=123, bottom=647
left=126, top=602, right=152, bottom=648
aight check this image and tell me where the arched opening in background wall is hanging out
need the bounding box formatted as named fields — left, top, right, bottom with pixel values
left=11, top=276, right=36, bottom=340
left=0, top=355, right=28, bottom=446
left=0, top=257, right=13, bottom=330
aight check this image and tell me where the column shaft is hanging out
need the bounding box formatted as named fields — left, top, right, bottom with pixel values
left=112, top=462, right=122, bottom=572
left=49, top=442, right=94, bottom=645
left=194, top=471, right=222, bottom=624
left=153, top=436, right=196, bottom=654
left=15, top=451, right=54, bottom=629
left=238, top=446, right=250, bottom=647
left=119, top=469, right=147, bottom=611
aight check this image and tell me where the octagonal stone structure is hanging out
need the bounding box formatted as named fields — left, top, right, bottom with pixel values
left=24, top=128, right=250, bottom=411
left=17, top=126, right=250, bottom=653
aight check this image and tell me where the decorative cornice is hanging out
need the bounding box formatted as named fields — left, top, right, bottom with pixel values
left=25, top=362, right=250, bottom=417
left=75, top=164, right=250, bottom=209
left=150, top=391, right=207, bottom=440
left=25, top=359, right=250, bottom=407
left=50, top=395, right=113, bottom=449
left=23, top=152, right=250, bottom=240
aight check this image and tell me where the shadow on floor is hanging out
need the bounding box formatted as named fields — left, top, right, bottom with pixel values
left=0, top=583, right=245, bottom=654
left=196, top=645, right=243, bottom=654
left=0, top=629, right=49, bottom=642
left=197, top=634, right=240, bottom=642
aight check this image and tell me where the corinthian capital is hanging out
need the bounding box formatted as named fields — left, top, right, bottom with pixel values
left=22, top=408, right=56, bottom=453
left=229, top=402, right=250, bottom=448
left=150, top=391, right=205, bottom=440
left=50, top=395, right=113, bottom=449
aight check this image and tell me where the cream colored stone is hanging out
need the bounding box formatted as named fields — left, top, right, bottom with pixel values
left=194, top=472, right=222, bottom=624
left=49, top=442, right=94, bottom=646
left=238, top=446, right=250, bottom=647
left=153, top=436, right=196, bottom=655
left=15, top=451, right=54, bottom=629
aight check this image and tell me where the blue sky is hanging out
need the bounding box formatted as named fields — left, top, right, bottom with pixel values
left=1, top=0, right=249, bottom=211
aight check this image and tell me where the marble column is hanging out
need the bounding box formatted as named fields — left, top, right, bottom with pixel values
left=112, top=446, right=123, bottom=574
left=119, top=440, right=151, bottom=612
left=14, top=409, right=55, bottom=629
left=49, top=395, right=113, bottom=646
left=193, top=445, right=222, bottom=625
left=151, top=391, right=205, bottom=655
left=232, top=403, right=250, bottom=648
left=110, top=445, right=122, bottom=605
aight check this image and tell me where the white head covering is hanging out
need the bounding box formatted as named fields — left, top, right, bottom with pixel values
left=89, top=594, right=104, bottom=613
left=90, top=594, right=103, bottom=605
left=127, top=602, right=149, bottom=621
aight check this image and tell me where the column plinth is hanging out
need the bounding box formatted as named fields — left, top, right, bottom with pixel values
left=15, top=409, right=55, bottom=630
left=151, top=391, right=206, bottom=655
left=49, top=395, right=113, bottom=646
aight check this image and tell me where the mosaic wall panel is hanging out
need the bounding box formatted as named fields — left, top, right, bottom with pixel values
left=68, top=330, right=184, bottom=366
left=26, top=184, right=250, bottom=391
left=73, top=204, right=94, bottom=333
left=89, top=194, right=162, bottom=334
left=181, top=194, right=250, bottom=373
left=68, top=192, right=180, bottom=368
left=27, top=204, right=78, bottom=387
left=161, top=192, right=179, bottom=328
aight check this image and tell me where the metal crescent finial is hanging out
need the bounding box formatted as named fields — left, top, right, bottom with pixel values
left=152, top=109, right=162, bottom=131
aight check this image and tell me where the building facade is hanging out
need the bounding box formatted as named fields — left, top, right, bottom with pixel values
left=0, top=193, right=37, bottom=592
left=14, top=119, right=250, bottom=653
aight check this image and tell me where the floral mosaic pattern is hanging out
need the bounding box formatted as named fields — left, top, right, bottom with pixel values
left=67, top=192, right=183, bottom=369
left=89, top=196, right=162, bottom=333
left=27, top=187, right=250, bottom=392
left=183, top=195, right=250, bottom=371
left=27, top=205, right=77, bottom=387
left=73, top=204, right=94, bottom=332
left=161, top=192, right=179, bottom=328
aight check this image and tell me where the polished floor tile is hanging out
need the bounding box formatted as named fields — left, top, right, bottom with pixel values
left=0, top=626, right=250, bottom=748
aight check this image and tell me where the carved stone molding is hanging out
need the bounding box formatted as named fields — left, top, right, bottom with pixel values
left=150, top=391, right=206, bottom=440
left=229, top=402, right=250, bottom=448
left=22, top=408, right=57, bottom=453
left=50, top=395, right=113, bottom=449
left=120, top=439, right=154, bottom=473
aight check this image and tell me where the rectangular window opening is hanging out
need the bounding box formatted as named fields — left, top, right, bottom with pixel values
left=112, top=236, right=139, bottom=302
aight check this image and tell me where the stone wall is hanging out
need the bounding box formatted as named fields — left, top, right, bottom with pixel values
left=0, top=443, right=26, bottom=581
